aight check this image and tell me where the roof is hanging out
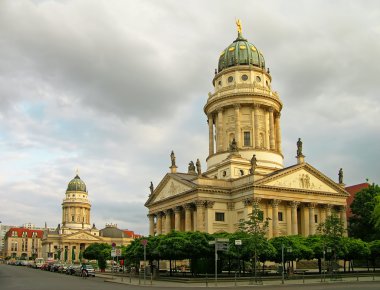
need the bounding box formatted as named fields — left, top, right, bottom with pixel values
left=123, top=230, right=142, bottom=239
left=5, top=228, right=44, bottom=239
left=345, top=183, right=370, bottom=218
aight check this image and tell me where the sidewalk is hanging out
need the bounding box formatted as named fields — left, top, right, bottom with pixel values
left=96, top=272, right=380, bottom=288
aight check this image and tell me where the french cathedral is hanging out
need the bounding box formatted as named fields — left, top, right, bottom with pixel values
left=41, top=174, right=137, bottom=262
left=145, top=23, right=349, bottom=238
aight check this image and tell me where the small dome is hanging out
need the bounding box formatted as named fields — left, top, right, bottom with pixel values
left=218, top=32, right=265, bottom=73
left=67, top=174, right=87, bottom=192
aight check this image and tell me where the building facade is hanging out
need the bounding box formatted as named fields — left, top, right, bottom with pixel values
left=41, top=174, right=136, bottom=262
left=3, top=228, right=43, bottom=259
left=145, top=24, right=349, bottom=238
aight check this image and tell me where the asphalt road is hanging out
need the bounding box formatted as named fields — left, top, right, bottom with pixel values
left=1, top=264, right=380, bottom=290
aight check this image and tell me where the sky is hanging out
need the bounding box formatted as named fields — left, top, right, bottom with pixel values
left=0, top=0, right=379, bottom=236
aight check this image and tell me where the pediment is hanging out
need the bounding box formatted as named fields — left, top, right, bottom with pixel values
left=65, top=231, right=101, bottom=241
left=261, top=166, right=340, bottom=194
left=150, top=176, right=193, bottom=203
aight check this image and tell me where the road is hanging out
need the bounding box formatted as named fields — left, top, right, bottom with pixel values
left=1, top=264, right=380, bottom=290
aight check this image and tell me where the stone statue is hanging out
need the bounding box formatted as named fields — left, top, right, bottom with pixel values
left=149, top=181, right=154, bottom=195
left=338, top=168, right=343, bottom=184
left=250, top=154, right=257, bottom=174
left=196, top=158, right=201, bottom=176
left=188, top=161, right=196, bottom=174
left=170, top=150, right=176, bottom=167
left=296, top=138, right=303, bottom=157
left=229, top=138, right=238, bottom=152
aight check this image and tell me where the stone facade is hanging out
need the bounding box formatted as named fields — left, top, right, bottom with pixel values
left=145, top=26, right=349, bottom=238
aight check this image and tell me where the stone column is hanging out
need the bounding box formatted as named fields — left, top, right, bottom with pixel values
left=326, top=204, right=332, bottom=217
left=302, top=204, right=310, bottom=237
left=165, top=209, right=172, bottom=233
left=251, top=106, right=256, bottom=148
left=205, top=201, right=215, bottom=232
left=234, top=104, right=241, bottom=147
left=184, top=203, right=192, bottom=231
left=320, top=205, right=327, bottom=224
left=148, top=214, right=155, bottom=236
left=340, top=206, right=348, bottom=236
left=290, top=201, right=300, bottom=235
left=195, top=200, right=206, bottom=232
left=208, top=114, right=214, bottom=156
left=217, top=108, right=224, bottom=152
left=271, top=199, right=281, bottom=237
left=156, top=212, right=163, bottom=235
left=174, top=207, right=182, bottom=231
left=275, top=112, right=282, bottom=153
left=243, top=198, right=253, bottom=217
left=286, top=204, right=292, bottom=235
left=265, top=110, right=270, bottom=149
left=308, top=203, right=316, bottom=235
left=267, top=201, right=273, bottom=238
left=254, top=104, right=260, bottom=148
left=269, top=107, right=275, bottom=150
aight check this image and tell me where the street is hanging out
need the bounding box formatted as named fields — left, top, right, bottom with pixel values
left=1, top=264, right=380, bottom=290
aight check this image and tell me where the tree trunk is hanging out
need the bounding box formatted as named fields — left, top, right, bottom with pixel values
left=318, top=258, right=321, bottom=274
left=169, top=259, right=172, bottom=276
left=351, top=260, right=354, bottom=272
left=343, top=259, right=346, bottom=273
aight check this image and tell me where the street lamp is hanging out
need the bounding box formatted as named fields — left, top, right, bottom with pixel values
left=281, top=244, right=292, bottom=284
left=322, top=246, right=331, bottom=282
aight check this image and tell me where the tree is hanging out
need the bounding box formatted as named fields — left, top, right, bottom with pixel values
left=340, top=237, right=370, bottom=272
left=238, top=202, right=270, bottom=281
left=372, top=187, right=380, bottom=231
left=317, top=213, right=345, bottom=271
left=349, top=183, right=380, bottom=241
left=369, top=240, right=380, bottom=271
left=82, top=243, right=112, bottom=270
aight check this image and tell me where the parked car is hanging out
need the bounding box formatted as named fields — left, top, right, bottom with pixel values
left=58, top=263, right=68, bottom=273
left=67, top=264, right=80, bottom=275
left=74, top=264, right=95, bottom=277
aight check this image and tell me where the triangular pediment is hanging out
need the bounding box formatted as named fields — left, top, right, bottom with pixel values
left=65, top=231, right=101, bottom=241
left=258, top=163, right=347, bottom=195
left=146, top=174, right=196, bottom=205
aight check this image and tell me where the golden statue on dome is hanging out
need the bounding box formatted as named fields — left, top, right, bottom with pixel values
left=235, top=19, right=242, bottom=34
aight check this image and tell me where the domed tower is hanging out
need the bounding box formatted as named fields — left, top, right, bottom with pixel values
left=204, top=21, right=284, bottom=179
left=61, top=174, right=91, bottom=230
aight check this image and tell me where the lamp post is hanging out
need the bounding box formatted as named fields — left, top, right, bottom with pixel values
left=281, top=244, right=292, bottom=284
left=322, top=246, right=331, bottom=282
left=235, top=240, right=242, bottom=277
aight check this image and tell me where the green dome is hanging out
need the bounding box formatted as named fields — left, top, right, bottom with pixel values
left=218, top=32, right=265, bottom=73
left=67, top=174, right=87, bottom=192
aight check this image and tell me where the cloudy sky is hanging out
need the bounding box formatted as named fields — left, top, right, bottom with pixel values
left=1, top=0, right=379, bottom=235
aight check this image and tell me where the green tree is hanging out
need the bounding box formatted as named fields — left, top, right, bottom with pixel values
left=349, top=183, right=380, bottom=241
left=306, top=235, right=324, bottom=273
left=82, top=243, right=112, bottom=270
left=317, top=213, right=345, bottom=271
left=238, top=202, right=270, bottom=281
left=369, top=240, right=380, bottom=271
left=340, top=237, right=370, bottom=272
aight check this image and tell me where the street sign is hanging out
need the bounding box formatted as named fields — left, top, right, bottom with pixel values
left=111, top=249, right=116, bottom=257
left=208, top=241, right=215, bottom=245
left=140, top=239, right=148, bottom=246
left=235, top=240, right=242, bottom=246
left=217, top=243, right=228, bottom=251
left=215, top=238, right=229, bottom=242
left=115, top=248, right=122, bottom=257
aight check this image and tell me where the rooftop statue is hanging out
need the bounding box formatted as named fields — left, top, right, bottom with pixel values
left=250, top=154, right=257, bottom=174
left=170, top=150, right=176, bottom=167
left=188, top=161, right=196, bottom=174
left=338, top=168, right=343, bottom=184
left=229, top=138, right=238, bottom=152
left=196, top=158, right=201, bottom=176
left=149, top=181, right=154, bottom=195
left=296, top=138, right=303, bottom=157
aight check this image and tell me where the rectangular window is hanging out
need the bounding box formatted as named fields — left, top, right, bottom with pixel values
left=314, top=214, right=318, bottom=223
left=244, top=132, right=251, bottom=146
left=278, top=212, right=283, bottom=221
left=258, top=210, right=264, bottom=221
left=215, top=212, right=225, bottom=222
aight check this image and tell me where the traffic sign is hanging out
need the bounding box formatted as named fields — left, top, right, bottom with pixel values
left=235, top=240, right=242, bottom=246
